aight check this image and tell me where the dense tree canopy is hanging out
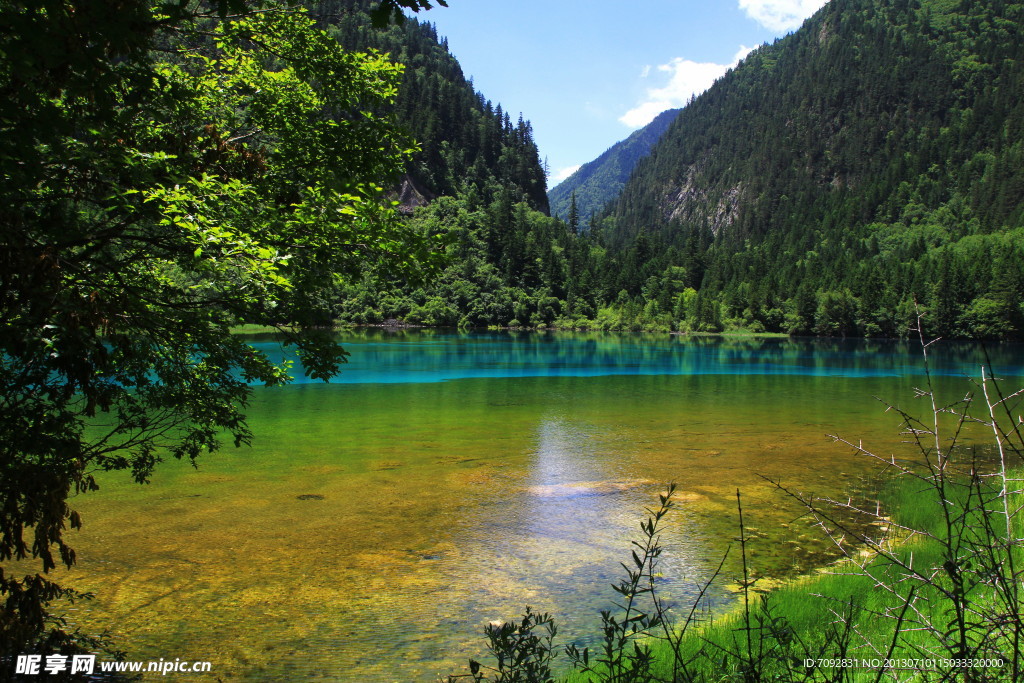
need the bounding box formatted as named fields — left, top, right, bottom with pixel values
left=0, top=0, right=436, bottom=655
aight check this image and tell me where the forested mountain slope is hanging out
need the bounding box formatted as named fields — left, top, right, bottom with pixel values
left=325, top=0, right=1023, bottom=339
left=548, top=108, right=681, bottom=225
left=310, top=0, right=549, bottom=213
left=306, top=1, right=582, bottom=328
left=602, top=0, right=1024, bottom=337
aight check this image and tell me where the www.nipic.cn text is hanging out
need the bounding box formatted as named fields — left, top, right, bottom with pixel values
left=15, top=654, right=213, bottom=676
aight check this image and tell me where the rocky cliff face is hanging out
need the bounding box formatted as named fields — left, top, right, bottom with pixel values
left=393, top=174, right=435, bottom=215
left=661, top=162, right=744, bottom=235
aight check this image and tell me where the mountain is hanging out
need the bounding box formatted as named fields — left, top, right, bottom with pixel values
left=328, top=0, right=1024, bottom=340
left=311, top=0, right=580, bottom=328
left=548, top=108, right=681, bottom=224
left=310, top=0, right=549, bottom=213
left=599, top=0, right=1024, bottom=337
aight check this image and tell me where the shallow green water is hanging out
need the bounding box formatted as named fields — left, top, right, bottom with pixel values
left=49, top=333, right=1023, bottom=681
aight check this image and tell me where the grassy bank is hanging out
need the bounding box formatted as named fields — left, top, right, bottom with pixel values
left=626, top=471, right=1024, bottom=682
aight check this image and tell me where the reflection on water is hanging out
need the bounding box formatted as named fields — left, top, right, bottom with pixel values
left=39, top=334, right=1024, bottom=681
left=247, top=331, right=1024, bottom=384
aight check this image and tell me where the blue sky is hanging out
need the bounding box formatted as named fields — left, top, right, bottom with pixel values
left=415, top=0, right=829, bottom=187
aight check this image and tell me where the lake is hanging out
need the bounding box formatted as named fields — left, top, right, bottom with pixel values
left=50, top=332, right=1024, bottom=681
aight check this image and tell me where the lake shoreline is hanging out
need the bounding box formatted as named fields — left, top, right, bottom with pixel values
left=231, top=321, right=1019, bottom=344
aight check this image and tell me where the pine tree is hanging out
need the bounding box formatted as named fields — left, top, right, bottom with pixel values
left=568, top=190, right=580, bottom=235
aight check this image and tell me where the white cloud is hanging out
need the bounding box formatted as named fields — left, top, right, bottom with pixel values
left=619, top=45, right=754, bottom=129
left=552, top=165, right=581, bottom=183
left=731, top=44, right=757, bottom=65
left=739, top=0, right=828, bottom=32
left=639, top=64, right=652, bottom=79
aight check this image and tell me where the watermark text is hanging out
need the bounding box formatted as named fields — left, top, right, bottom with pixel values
left=16, top=654, right=213, bottom=676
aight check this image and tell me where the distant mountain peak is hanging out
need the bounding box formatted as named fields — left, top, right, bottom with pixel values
left=548, top=107, right=681, bottom=222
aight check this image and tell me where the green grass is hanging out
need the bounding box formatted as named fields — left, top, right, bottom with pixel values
left=679, top=330, right=791, bottom=339
left=556, top=469, right=1023, bottom=682
left=228, top=322, right=357, bottom=334
left=228, top=323, right=287, bottom=334
left=662, top=474, right=1018, bottom=680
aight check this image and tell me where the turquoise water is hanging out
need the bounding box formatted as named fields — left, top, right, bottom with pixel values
left=252, top=331, right=1024, bottom=384
left=49, top=332, right=1024, bottom=681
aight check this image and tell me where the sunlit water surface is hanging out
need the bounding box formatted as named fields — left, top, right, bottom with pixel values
left=44, top=333, right=1024, bottom=681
